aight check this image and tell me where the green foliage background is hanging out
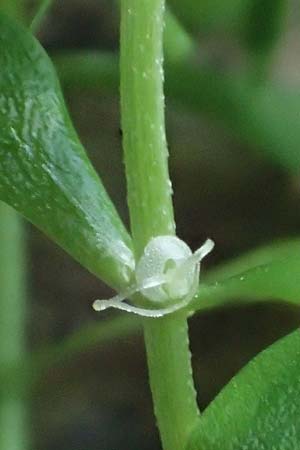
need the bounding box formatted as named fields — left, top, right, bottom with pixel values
left=1, top=0, right=300, bottom=449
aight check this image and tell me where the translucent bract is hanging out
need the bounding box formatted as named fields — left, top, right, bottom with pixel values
left=93, top=235, right=214, bottom=317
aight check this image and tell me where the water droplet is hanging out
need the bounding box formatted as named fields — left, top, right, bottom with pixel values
left=167, top=179, right=173, bottom=194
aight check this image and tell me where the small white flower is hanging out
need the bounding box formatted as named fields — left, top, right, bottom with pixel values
left=93, top=235, right=214, bottom=317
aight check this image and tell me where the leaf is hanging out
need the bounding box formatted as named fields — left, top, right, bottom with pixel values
left=204, top=237, right=300, bottom=283
left=190, top=238, right=300, bottom=314
left=30, top=0, right=53, bottom=34
left=187, top=329, right=300, bottom=450
left=164, top=10, right=196, bottom=64
left=197, top=256, right=300, bottom=310
left=0, top=14, right=133, bottom=288
left=168, top=0, right=247, bottom=34
left=240, top=0, right=287, bottom=56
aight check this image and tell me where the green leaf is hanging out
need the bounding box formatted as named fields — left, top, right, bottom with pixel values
left=241, top=0, right=287, bottom=57
left=194, top=255, right=300, bottom=313
left=30, top=0, right=53, bottom=34
left=0, top=1, right=24, bottom=23
left=187, top=329, right=300, bottom=450
left=191, top=238, right=300, bottom=313
left=0, top=14, right=133, bottom=288
left=168, top=0, right=247, bottom=34
left=204, top=237, right=300, bottom=283
left=164, top=10, right=196, bottom=64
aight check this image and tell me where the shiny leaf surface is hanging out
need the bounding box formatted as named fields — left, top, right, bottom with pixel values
left=187, top=329, right=300, bottom=450
left=192, top=239, right=300, bottom=313
left=0, top=14, right=133, bottom=288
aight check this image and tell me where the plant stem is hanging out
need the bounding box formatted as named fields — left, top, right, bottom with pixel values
left=120, top=1, right=199, bottom=449
left=143, top=314, right=200, bottom=450
left=0, top=3, right=30, bottom=449
left=121, top=0, right=175, bottom=253
left=0, top=203, right=28, bottom=450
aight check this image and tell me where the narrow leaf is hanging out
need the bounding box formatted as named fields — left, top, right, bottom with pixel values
left=241, top=0, right=287, bottom=56
left=191, top=239, right=300, bottom=313
left=168, top=0, right=247, bottom=34
left=204, top=237, right=300, bottom=283
left=0, top=15, right=133, bottom=288
left=194, top=256, right=300, bottom=313
left=30, top=0, right=53, bottom=34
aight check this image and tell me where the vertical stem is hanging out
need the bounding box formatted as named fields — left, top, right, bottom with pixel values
left=121, top=0, right=175, bottom=255
left=0, top=203, right=28, bottom=450
left=0, top=0, right=30, bottom=445
left=143, top=314, right=200, bottom=450
left=120, top=2, right=200, bottom=450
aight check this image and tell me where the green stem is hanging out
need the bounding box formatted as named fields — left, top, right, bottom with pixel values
left=0, top=203, right=28, bottom=450
left=120, top=0, right=175, bottom=252
left=53, top=7, right=195, bottom=91
left=0, top=4, right=29, bottom=449
left=143, top=314, right=200, bottom=450
left=120, top=1, right=199, bottom=449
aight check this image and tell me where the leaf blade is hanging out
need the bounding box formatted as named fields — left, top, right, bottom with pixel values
left=189, top=238, right=300, bottom=313
left=187, top=329, right=300, bottom=450
left=0, top=14, right=133, bottom=288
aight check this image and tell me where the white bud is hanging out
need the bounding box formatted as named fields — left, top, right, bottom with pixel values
left=93, top=236, right=214, bottom=318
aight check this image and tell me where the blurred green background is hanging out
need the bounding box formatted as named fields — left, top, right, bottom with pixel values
left=2, top=0, right=300, bottom=448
